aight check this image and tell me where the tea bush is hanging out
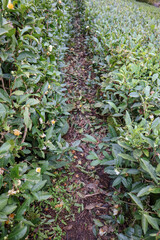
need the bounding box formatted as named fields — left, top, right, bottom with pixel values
left=136, top=0, right=160, bottom=5
left=85, top=0, right=160, bottom=238
left=0, top=0, right=73, bottom=238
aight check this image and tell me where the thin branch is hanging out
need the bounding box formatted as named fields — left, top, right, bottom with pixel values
left=21, top=125, right=27, bottom=144
left=23, top=160, right=34, bottom=168
left=0, top=77, right=7, bottom=93
left=82, top=192, right=107, bottom=198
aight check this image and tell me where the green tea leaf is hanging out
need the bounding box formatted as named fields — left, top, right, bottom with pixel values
left=10, top=165, right=20, bottom=178
left=0, top=212, right=7, bottom=222
left=112, top=176, right=122, bottom=187
left=26, top=98, right=40, bottom=106
left=93, top=218, right=104, bottom=227
left=46, top=126, right=53, bottom=140
left=32, top=180, right=47, bottom=192
left=125, top=111, right=132, bottom=126
left=117, top=141, right=132, bottom=151
left=129, top=92, right=139, bottom=98
left=0, top=89, right=11, bottom=103
left=24, top=107, right=32, bottom=129
left=32, top=191, right=51, bottom=201
left=16, top=199, right=30, bottom=220
left=91, top=160, right=100, bottom=166
left=23, top=34, right=39, bottom=44
left=151, top=117, right=160, bottom=130
left=0, top=103, right=6, bottom=120
left=152, top=73, right=158, bottom=82
left=142, top=214, right=148, bottom=235
left=156, top=163, right=160, bottom=173
left=140, top=159, right=158, bottom=184
left=128, top=193, right=143, bottom=210
left=82, top=134, right=97, bottom=143
left=8, top=224, right=28, bottom=240
left=137, top=185, right=153, bottom=197
left=149, top=187, right=160, bottom=194
left=61, top=121, right=69, bottom=135
left=133, top=149, right=142, bottom=159
left=107, top=101, right=118, bottom=113
left=118, top=153, right=137, bottom=162
left=87, top=151, right=99, bottom=160
left=144, top=214, right=159, bottom=230
left=2, top=205, right=17, bottom=215
left=12, top=90, right=24, bottom=96
left=108, top=125, right=117, bottom=137
left=20, top=26, right=32, bottom=36
left=0, top=28, right=8, bottom=36
left=0, top=194, right=8, bottom=211
left=0, top=142, right=11, bottom=155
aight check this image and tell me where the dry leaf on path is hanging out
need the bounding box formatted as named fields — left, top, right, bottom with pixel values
left=85, top=203, right=103, bottom=210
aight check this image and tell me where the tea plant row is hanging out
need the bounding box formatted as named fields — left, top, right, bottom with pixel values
left=0, top=0, right=73, bottom=238
left=85, top=0, right=160, bottom=238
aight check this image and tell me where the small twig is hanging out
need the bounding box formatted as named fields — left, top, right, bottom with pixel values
left=1, top=168, right=10, bottom=173
left=0, top=77, right=7, bottom=93
left=9, top=76, right=11, bottom=91
left=83, top=192, right=107, bottom=198
left=47, top=21, right=49, bottom=32
left=66, top=232, right=69, bottom=240
left=96, top=206, right=108, bottom=209
left=10, top=76, right=17, bottom=96
left=21, top=125, right=27, bottom=144
left=145, top=179, right=154, bottom=183
left=23, top=160, right=34, bottom=168
left=157, top=230, right=160, bottom=237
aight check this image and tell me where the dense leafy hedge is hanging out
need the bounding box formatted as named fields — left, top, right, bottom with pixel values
left=85, top=0, right=160, bottom=238
left=0, top=0, right=72, bottom=238
left=136, top=0, right=160, bottom=5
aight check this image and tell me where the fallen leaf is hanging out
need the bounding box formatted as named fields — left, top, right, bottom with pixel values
left=64, top=224, right=73, bottom=231
left=85, top=203, right=97, bottom=210
left=99, top=228, right=105, bottom=236
left=9, top=214, right=15, bottom=219
left=55, top=201, right=64, bottom=208
left=85, top=203, right=103, bottom=210
left=99, top=225, right=111, bottom=236
left=93, top=218, right=104, bottom=227
left=114, top=204, right=119, bottom=209
left=108, top=226, right=114, bottom=233
left=86, top=181, right=99, bottom=191
left=112, top=208, right=118, bottom=216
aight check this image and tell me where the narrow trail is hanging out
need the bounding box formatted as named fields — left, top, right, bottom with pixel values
left=62, top=3, right=115, bottom=240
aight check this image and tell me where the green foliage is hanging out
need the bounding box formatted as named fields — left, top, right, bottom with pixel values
left=136, top=0, right=160, bottom=4
left=85, top=0, right=160, bottom=238
left=29, top=171, right=75, bottom=239
left=0, top=0, right=73, bottom=238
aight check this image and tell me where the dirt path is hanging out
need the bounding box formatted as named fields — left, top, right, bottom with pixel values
left=61, top=3, right=115, bottom=240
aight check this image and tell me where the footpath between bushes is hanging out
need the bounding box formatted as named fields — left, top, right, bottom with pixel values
left=61, top=3, right=115, bottom=240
